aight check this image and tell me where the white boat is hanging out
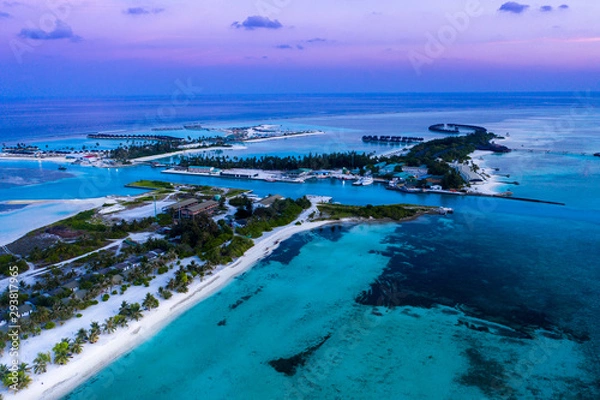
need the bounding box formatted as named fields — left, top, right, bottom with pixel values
left=352, top=177, right=374, bottom=186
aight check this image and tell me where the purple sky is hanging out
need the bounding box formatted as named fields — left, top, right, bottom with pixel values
left=1, top=1, right=599, bottom=96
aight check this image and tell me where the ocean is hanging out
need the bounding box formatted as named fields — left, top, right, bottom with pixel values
left=0, top=93, right=599, bottom=399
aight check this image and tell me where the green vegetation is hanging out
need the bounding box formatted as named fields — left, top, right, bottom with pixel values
left=110, top=142, right=231, bottom=161
left=181, top=151, right=374, bottom=171
left=0, top=363, right=31, bottom=391
left=0, top=254, right=29, bottom=277
left=33, top=352, right=51, bottom=375
left=127, top=180, right=175, bottom=190
left=27, top=211, right=160, bottom=265
left=404, top=131, right=496, bottom=166
left=317, top=203, right=429, bottom=221
left=237, top=197, right=310, bottom=239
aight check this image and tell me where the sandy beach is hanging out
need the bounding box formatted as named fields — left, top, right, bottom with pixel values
left=243, top=130, right=325, bottom=143
left=0, top=154, right=70, bottom=163
left=3, top=204, right=335, bottom=400
left=131, top=145, right=247, bottom=162
left=466, top=150, right=507, bottom=195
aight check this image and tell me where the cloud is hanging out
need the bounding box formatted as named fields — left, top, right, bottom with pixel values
left=18, top=20, right=81, bottom=41
left=540, top=5, right=552, bottom=12
left=3, top=1, right=23, bottom=6
left=306, top=38, right=327, bottom=43
left=498, top=2, right=530, bottom=14
left=124, top=7, right=165, bottom=16
left=275, top=44, right=304, bottom=51
left=231, top=16, right=282, bottom=30
left=559, top=4, right=569, bottom=9
left=0, top=11, right=10, bottom=18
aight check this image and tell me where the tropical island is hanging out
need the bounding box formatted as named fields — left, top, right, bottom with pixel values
left=0, top=179, right=443, bottom=398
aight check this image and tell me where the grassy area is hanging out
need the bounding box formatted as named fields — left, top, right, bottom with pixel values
left=317, top=203, right=431, bottom=221
left=226, top=188, right=250, bottom=198
left=26, top=210, right=159, bottom=265
left=127, top=180, right=175, bottom=190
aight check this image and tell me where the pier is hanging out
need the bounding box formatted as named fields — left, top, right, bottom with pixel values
left=87, top=133, right=184, bottom=142
left=511, top=148, right=599, bottom=157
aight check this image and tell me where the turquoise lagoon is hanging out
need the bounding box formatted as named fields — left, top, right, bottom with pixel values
left=66, top=212, right=599, bottom=399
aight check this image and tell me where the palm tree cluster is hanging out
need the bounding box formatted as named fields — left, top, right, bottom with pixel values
left=0, top=362, right=32, bottom=391
left=118, top=301, right=143, bottom=321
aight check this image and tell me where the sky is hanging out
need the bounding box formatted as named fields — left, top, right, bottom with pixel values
left=0, top=0, right=599, bottom=96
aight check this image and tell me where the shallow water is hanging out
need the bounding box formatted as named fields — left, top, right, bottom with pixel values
left=1, top=94, right=599, bottom=398
left=67, top=216, right=600, bottom=399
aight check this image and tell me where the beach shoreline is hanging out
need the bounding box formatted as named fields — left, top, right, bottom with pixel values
left=7, top=217, right=337, bottom=400
left=131, top=145, right=247, bottom=162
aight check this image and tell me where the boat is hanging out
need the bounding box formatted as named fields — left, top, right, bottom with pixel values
left=58, top=165, right=67, bottom=171
left=352, top=177, right=374, bottom=186
left=594, top=152, right=600, bottom=157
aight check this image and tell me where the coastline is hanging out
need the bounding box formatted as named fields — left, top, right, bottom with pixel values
left=8, top=218, right=338, bottom=400
left=0, top=154, right=70, bottom=163
left=466, top=150, right=506, bottom=195
left=130, top=145, right=246, bottom=162
left=0, top=198, right=109, bottom=247
left=242, top=130, right=325, bottom=143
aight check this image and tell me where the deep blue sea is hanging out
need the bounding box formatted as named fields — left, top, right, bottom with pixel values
left=0, top=93, right=599, bottom=399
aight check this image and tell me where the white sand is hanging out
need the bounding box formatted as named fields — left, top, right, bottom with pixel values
left=0, top=155, right=70, bottom=163
left=243, top=130, right=325, bottom=143
left=131, top=145, right=246, bottom=162
left=466, top=151, right=506, bottom=195
left=4, top=202, right=333, bottom=399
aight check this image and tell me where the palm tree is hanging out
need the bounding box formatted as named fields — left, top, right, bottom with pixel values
left=113, top=314, right=128, bottom=328
left=70, top=340, right=83, bottom=355
left=119, top=301, right=130, bottom=317
left=88, top=321, right=101, bottom=344
left=52, top=340, right=71, bottom=365
left=142, top=293, right=159, bottom=310
left=33, top=352, right=51, bottom=374
left=103, top=317, right=116, bottom=334
left=76, top=328, right=88, bottom=343
left=1, top=363, right=31, bottom=391
left=128, top=303, right=143, bottom=321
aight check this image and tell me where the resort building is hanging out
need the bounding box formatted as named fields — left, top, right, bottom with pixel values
left=187, top=166, right=220, bottom=175
left=17, top=304, right=34, bottom=318
left=162, top=198, right=199, bottom=213
left=180, top=200, right=220, bottom=218
left=402, top=165, right=429, bottom=179
left=454, top=163, right=484, bottom=183
left=221, top=169, right=260, bottom=179
left=256, top=194, right=285, bottom=208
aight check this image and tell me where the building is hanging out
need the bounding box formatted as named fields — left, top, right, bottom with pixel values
left=454, top=163, right=484, bottom=183
left=180, top=200, right=220, bottom=218
left=162, top=198, right=199, bottom=213
left=257, top=194, right=284, bottom=208
left=63, top=281, right=79, bottom=292
left=221, top=169, right=259, bottom=179
left=402, top=165, right=429, bottom=179
left=187, top=166, right=220, bottom=174
left=18, top=304, right=33, bottom=318
left=285, top=168, right=311, bottom=178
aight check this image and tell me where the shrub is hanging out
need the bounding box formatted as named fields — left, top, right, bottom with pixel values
left=44, top=322, right=56, bottom=330
left=102, top=294, right=110, bottom=302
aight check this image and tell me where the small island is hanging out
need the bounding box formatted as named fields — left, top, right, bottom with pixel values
left=0, top=179, right=445, bottom=397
